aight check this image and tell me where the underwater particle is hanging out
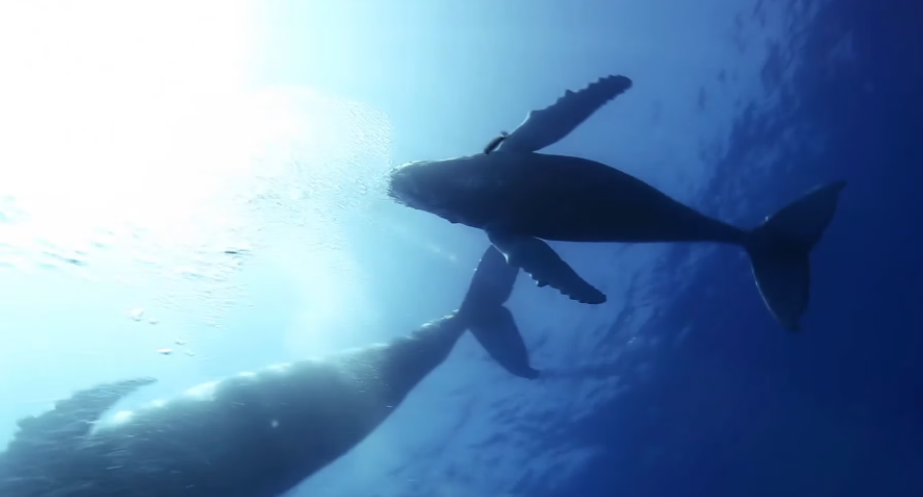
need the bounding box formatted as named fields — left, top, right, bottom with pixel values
left=129, top=308, right=145, bottom=321
left=157, top=348, right=173, bottom=355
left=223, top=244, right=252, bottom=256
left=148, top=318, right=159, bottom=325
left=184, top=350, right=196, bottom=357
left=175, top=339, right=187, bottom=346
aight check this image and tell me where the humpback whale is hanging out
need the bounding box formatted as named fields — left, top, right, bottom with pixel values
left=387, top=75, right=845, bottom=331
left=0, top=246, right=536, bottom=497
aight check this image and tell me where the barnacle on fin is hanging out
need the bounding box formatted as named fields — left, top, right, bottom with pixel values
left=483, top=131, right=509, bottom=154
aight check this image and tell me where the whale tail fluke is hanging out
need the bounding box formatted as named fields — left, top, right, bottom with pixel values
left=458, top=246, right=540, bottom=379
left=745, top=181, right=846, bottom=331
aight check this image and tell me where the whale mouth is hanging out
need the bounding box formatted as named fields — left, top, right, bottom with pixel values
left=386, top=164, right=417, bottom=206
left=386, top=157, right=482, bottom=225
left=387, top=161, right=439, bottom=209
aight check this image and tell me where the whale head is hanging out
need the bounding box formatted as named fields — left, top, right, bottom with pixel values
left=387, top=155, right=496, bottom=225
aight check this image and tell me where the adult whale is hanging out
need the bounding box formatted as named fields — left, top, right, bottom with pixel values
left=0, top=246, right=537, bottom=497
left=387, top=74, right=846, bottom=331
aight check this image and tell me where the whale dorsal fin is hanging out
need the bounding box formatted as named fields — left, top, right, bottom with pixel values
left=497, top=75, right=633, bottom=153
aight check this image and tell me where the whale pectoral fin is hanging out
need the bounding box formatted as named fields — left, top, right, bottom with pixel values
left=11, top=377, right=157, bottom=448
left=469, top=304, right=540, bottom=379
left=460, top=246, right=539, bottom=379
left=487, top=230, right=607, bottom=305
left=497, top=74, right=633, bottom=153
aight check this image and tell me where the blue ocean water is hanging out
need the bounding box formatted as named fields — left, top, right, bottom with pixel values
left=0, top=0, right=920, bottom=496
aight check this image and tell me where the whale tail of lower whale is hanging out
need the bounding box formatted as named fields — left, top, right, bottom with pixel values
left=458, top=246, right=540, bottom=379
left=745, top=181, right=846, bottom=331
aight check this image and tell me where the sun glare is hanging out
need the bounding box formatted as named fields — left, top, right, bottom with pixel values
left=0, top=0, right=259, bottom=242
left=0, top=1, right=394, bottom=348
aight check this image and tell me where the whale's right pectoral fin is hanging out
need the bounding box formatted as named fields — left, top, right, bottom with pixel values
left=486, top=230, right=607, bottom=305
left=497, top=74, right=633, bottom=153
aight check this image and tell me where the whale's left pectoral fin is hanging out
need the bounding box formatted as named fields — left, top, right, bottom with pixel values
left=469, top=304, right=540, bottom=379
left=460, top=246, right=540, bottom=379
left=497, top=74, right=633, bottom=153
left=487, top=230, right=607, bottom=305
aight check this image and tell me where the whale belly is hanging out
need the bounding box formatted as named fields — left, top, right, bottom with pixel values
left=488, top=153, right=736, bottom=243
left=79, top=359, right=391, bottom=497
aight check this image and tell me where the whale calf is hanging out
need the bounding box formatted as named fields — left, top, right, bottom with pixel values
left=387, top=75, right=845, bottom=331
left=0, top=246, right=536, bottom=497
